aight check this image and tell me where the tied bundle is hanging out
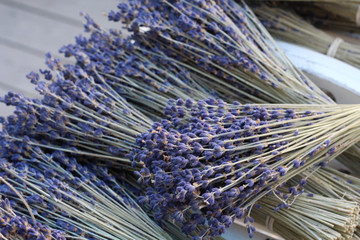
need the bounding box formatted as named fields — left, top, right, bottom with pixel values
left=109, top=0, right=360, bottom=178
left=105, top=0, right=360, bottom=173
left=131, top=98, right=360, bottom=238
left=252, top=4, right=360, bottom=68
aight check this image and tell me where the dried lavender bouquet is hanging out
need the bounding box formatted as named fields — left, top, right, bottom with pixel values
left=131, top=98, right=360, bottom=238
left=252, top=3, right=360, bottom=69
left=0, top=53, right=225, bottom=239
left=108, top=0, right=360, bottom=169
left=107, top=0, right=360, bottom=172
left=110, top=0, right=331, bottom=105
left=0, top=139, right=181, bottom=240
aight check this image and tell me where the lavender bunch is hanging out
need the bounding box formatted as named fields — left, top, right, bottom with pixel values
left=252, top=3, right=360, bottom=69
left=106, top=0, right=360, bottom=177
left=59, top=17, right=213, bottom=119
left=131, top=98, right=360, bottom=238
left=108, top=0, right=360, bottom=188
left=109, top=0, right=331, bottom=105
left=277, top=3, right=360, bottom=34
left=0, top=197, right=66, bottom=240
left=1, top=57, right=155, bottom=169
left=0, top=136, right=177, bottom=240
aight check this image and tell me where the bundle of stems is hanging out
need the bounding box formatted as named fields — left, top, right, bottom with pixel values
left=0, top=197, right=66, bottom=240
left=280, top=3, right=360, bottom=33
left=252, top=3, right=360, bottom=68
left=109, top=0, right=360, bottom=172
left=0, top=141, right=182, bottom=240
left=110, top=0, right=360, bottom=166
left=131, top=98, right=360, bottom=238
left=0, top=58, right=223, bottom=238
left=292, top=167, right=360, bottom=238
left=250, top=165, right=360, bottom=239
left=312, top=2, right=360, bottom=24
left=253, top=193, right=359, bottom=240
left=110, top=0, right=332, bottom=105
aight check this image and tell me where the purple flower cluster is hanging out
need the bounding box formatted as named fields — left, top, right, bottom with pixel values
left=59, top=15, right=212, bottom=119
left=0, top=198, right=65, bottom=240
left=131, top=98, right=342, bottom=238
left=1, top=55, right=153, bottom=166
